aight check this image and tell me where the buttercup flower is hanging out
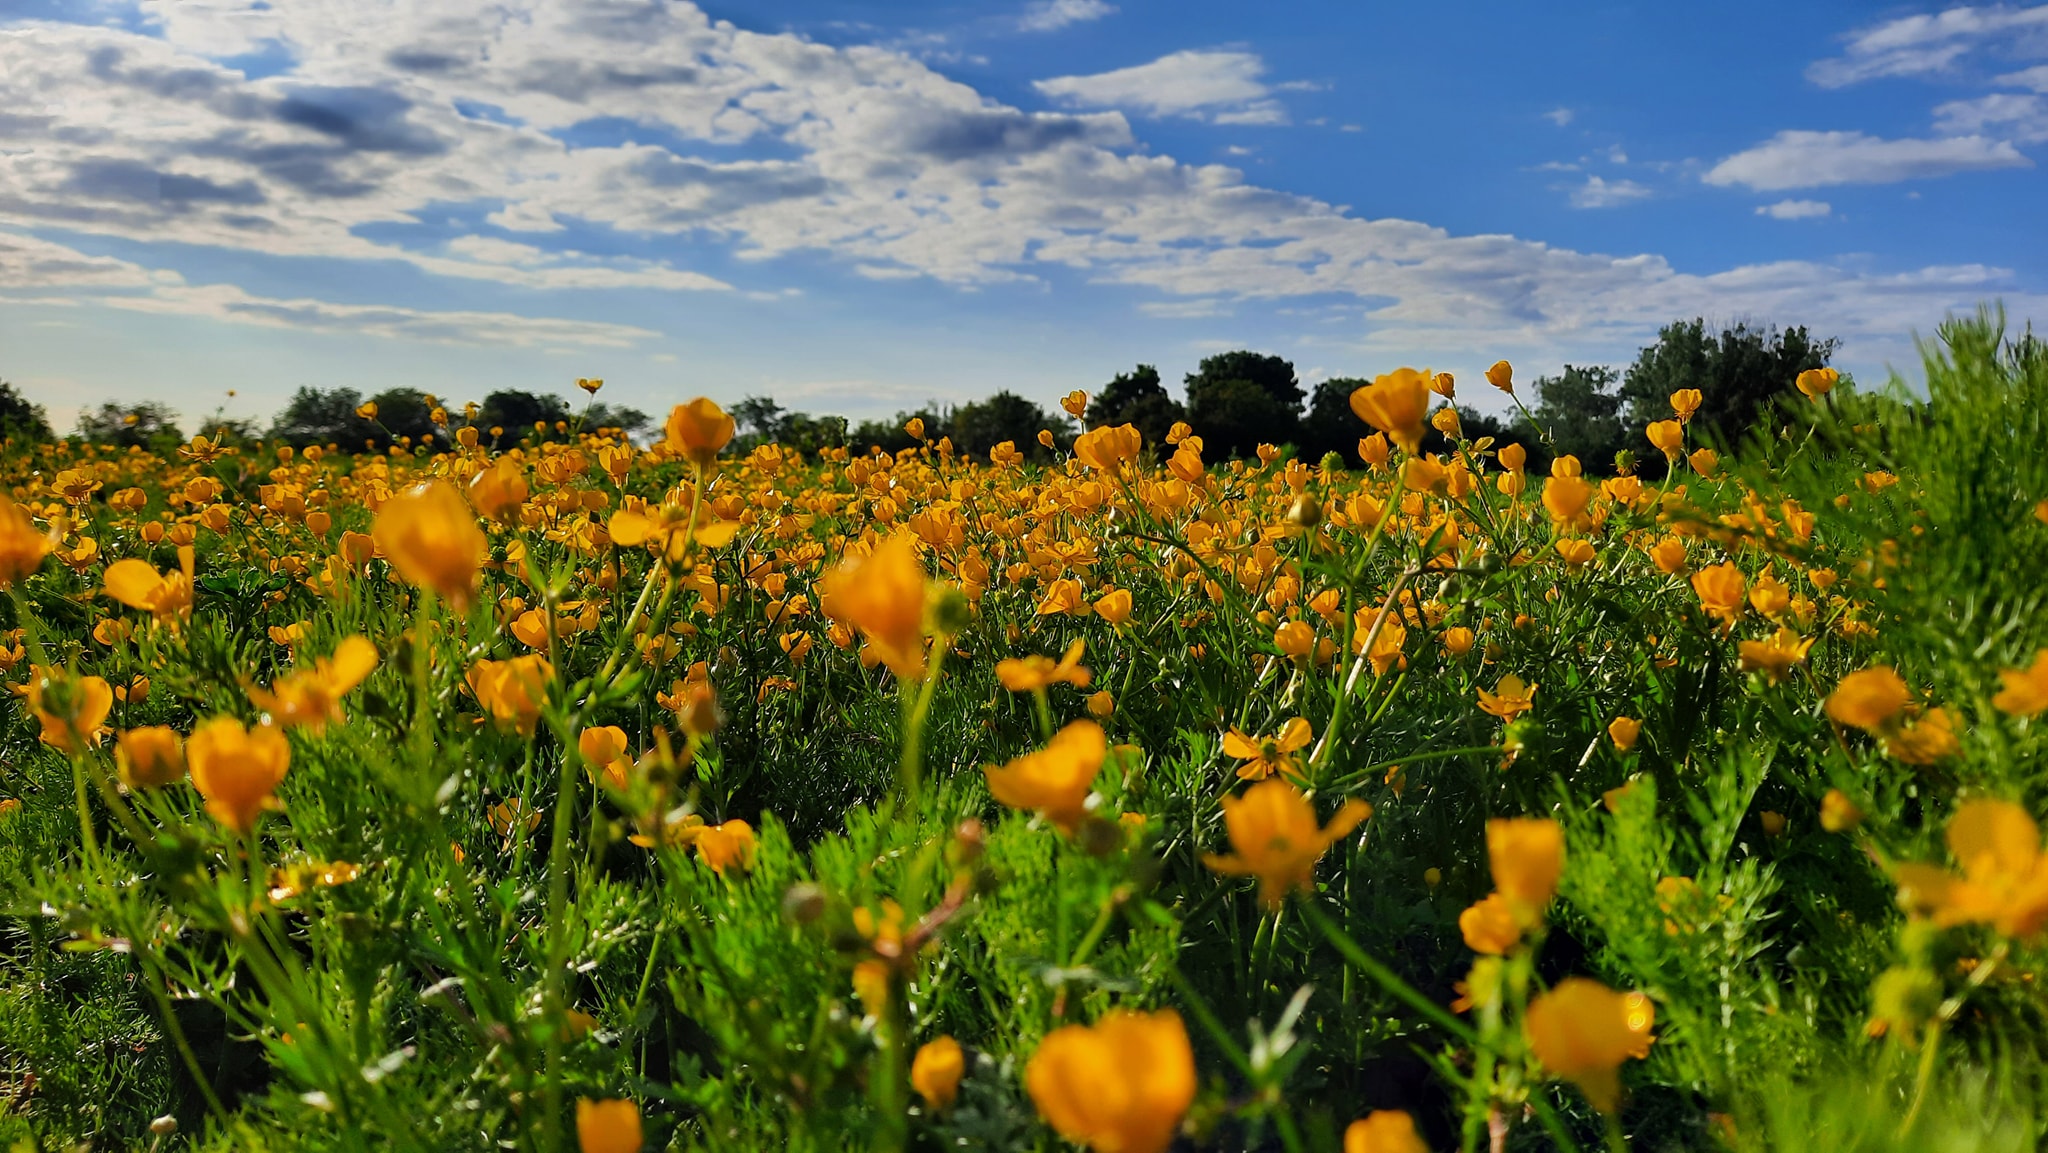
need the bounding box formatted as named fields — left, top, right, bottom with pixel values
left=984, top=720, right=1107, bottom=832
left=1222, top=717, right=1314, bottom=781
left=116, top=725, right=187, bottom=788
left=1893, top=799, right=2048, bottom=938
left=1488, top=817, right=1564, bottom=919
left=1476, top=675, right=1536, bottom=721
left=1350, top=369, right=1432, bottom=454
left=0, top=497, right=52, bottom=587
left=575, top=1098, right=642, bottom=1153
left=1345, top=1110, right=1429, bottom=1153
left=188, top=716, right=291, bottom=834
left=373, top=481, right=487, bottom=609
left=1796, top=366, right=1838, bottom=400
left=820, top=533, right=929, bottom=680
left=911, top=1035, right=966, bottom=1111
left=1202, top=777, right=1370, bottom=908
left=103, top=546, right=197, bottom=625
left=1075, top=424, right=1142, bottom=472
left=467, top=655, right=555, bottom=735
left=997, top=639, right=1093, bottom=692
left=1993, top=650, right=2048, bottom=716
left=665, top=398, right=735, bottom=467
left=1607, top=716, right=1641, bottom=751
left=1825, top=666, right=1911, bottom=731
left=1026, top=1010, right=1195, bottom=1153
left=1459, top=892, right=1522, bottom=955
left=695, top=819, right=757, bottom=874
left=30, top=669, right=114, bottom=753
left=1525, top=978, right=1655, bottom=1113
left=248, top=635, right=378, bottom=730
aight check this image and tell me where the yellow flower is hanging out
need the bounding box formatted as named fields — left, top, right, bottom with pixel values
left=1459, top=892, right=1522, bottom=955
left=103, top=546, right=197, bottom=625
left=1037, top=577, right=1090, bottom=618
left=29, top=669, right=113, bottom=754
left=575, top=1098, right=642, bottom=1153
left=1093, top=588, right=1133, bottom=626
left=1607, top=716, right=1640, bottom=751
left=1887, top=707, right=1959, bottom=765
left=1993, top=650, right=2048, bottom=716
left=1442, top=627, right=1475, bottom=657
left=1202, top=777, right=1370, bottom=908
left=1350, top=369, right=1432, bottom=454
left=373, top=482, right=487, bottom=610
left=1345, top=1110, right=1429, bottom=1153
left=1825, top=666, right=1911, bottom=731
left=1690, top=561, right=1746, bottom=624
left=578, top=725, right=634, bottom=788
left=1488, top=817, right=1564, bottom=917
left=1061, top=390, right=1089, bottom=417
left=1075, top=424, right=1142, bottom=472
left=997, top=639, right=1092, bottom=692
left=1026, top=1010, right=1195, bottom=1153
left=466, top=459, right=529, bottom=521
left=1820, top=789, right=1864, bottom=833
left=188, top=716, right=291, bottom=834
left=1645, top=419, right=1684, bottom=460
left=1221, top=717, right=1313, bottom=781
left=467, top=655, right=554, bottom=735
left=248, top=636, right=378, bottom=730
left=116, top=725, right=187, bottom=788
left=1687, top=447, right=1720, bottom=477
left=1476, top=674, right=1536, bottom=721
left=1669, top=388, right=1703, bottom=422
left=0, top=497, right=52, bottom=588
left=911, top=1035, right=966, bottom=1111
left=1525, top=978, right=1654, bottom=1113
left=1649, top=535, right=1687, bottom=574
left=664, top=398, right=735, bottom=467
left=984, top=720, right=1106, bottom=833
left=1554, top=538, right=1595, bottom=567
left=1894, top=799, right=2048, bottom=938
left=1485, top=360, right=1515, bottom=394
left=1540, top=474, right=1592, bottom=530
left=1796, top=366, right=1838, bottom=400
left=820, top=534, right=929, bottom=680
left=695, top=819, right=757, bottom=874
left=1747, top=568, right=1790, bottom=617
left=1737, top=627, right=1813, bottom=684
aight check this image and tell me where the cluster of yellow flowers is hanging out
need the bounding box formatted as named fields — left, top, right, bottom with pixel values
left=2, top=348, right=2036, bottom=1152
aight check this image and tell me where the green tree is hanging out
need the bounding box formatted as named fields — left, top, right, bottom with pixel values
left=0, top=381, right=53, bottom=442
left=948, top=391, right=1065, bottom=458
left=1084, top=365, right=1185, bottom=450
left=1185, top=351, right=1303, bottom=457
left=270, top=386, right=379, bottom=449
left=76, top=400, right=183, bottom=450
left=1618, top=318, right=1837, bottom=446
left=1522, top=365, right=1627, bottom=473
left=1299, top=376, right=1368, bottom=463
left=583, top=403, right=649, bottom=438
left=478, top=390, right=573, bottom=449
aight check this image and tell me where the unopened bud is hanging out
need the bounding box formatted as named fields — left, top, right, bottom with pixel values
left=783, top=883, right=827, bottom=925
left=1285, top=494, right=1322, bottom=529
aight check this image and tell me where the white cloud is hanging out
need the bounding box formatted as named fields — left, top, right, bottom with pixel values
left=1934, top=92, right=2048, bottom=142
left=1543, top=107, right=1574, bottom=127
left=1756, top=198, right=1832, bottom=219
left=1034, top=50, right=1288, bottom=124
left=1568, top=175, right=1651, bottom=208
left=1703, top=130, right=2031, bottom=189
left=0, top=229, right=656, bottom=347
left=1018, top=0, right=1116, bottom=32
left=1808, top=4, right=2048, bottom=87
left=2000, top=63, right=2048, bottom=90
left=0, top=1, right=2037, bottom=374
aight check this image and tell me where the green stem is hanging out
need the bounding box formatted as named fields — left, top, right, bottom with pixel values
left=1300, top=902, right=1474, bottom=1043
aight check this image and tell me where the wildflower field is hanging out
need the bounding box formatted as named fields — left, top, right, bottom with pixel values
left=3, top=312, right=2048, bottom=1153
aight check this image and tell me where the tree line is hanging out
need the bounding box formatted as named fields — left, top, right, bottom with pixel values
left=1, top=316, right=1837, bottom=469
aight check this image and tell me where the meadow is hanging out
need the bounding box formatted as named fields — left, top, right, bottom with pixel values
left=1, top=310, right=2046, bottom=1153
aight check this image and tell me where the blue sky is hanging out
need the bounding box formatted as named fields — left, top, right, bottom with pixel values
left=2, top=0, right=2045, bottom=434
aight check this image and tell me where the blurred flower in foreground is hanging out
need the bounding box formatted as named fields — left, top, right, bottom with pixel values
left=1525, top=978, right=1654, bottom=1113
left=373, top=482, right=486, bottom=610
left=820, top=533, right=929, bottom=680
left=575, top=1098, right=642, bottom=1153
left=984, top=720, right=1106, bottom=833
left=911, top=1035, right=965, bottom=1111
left=188, top=716, right=290, bottom=834
left=1026, top=1009, right=1195, bottom=1153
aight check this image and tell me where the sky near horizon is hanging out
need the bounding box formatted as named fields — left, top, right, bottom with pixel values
left=2, top=0, right=2046, bottom=435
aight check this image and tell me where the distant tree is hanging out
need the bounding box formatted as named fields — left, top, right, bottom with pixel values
left=270, top=386, right=377, bottom=448
left=77, top=400, right=183, bottom=449
left=1085, top=365, right=1185, bottom=450
left=1522, top=365, right=1628, bottom=473
left=0, top=381, right=53, bottom=443
left=731, top=397, right=786, bottom=442
left=1185, top=351, right=1303, bottom=456
left=366, top=388, right=439, bottom=447
left=1299, top=377, right=1368, bottom=463
left=478, top=390, right=574, bottom=448
left=584, top=403, right=649, bottom=438
left=851, top=406, right=948, bottom=456
left=1618, top=319, right=1836, bottom=446
left=949, top=391, right=1066, bottom=458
